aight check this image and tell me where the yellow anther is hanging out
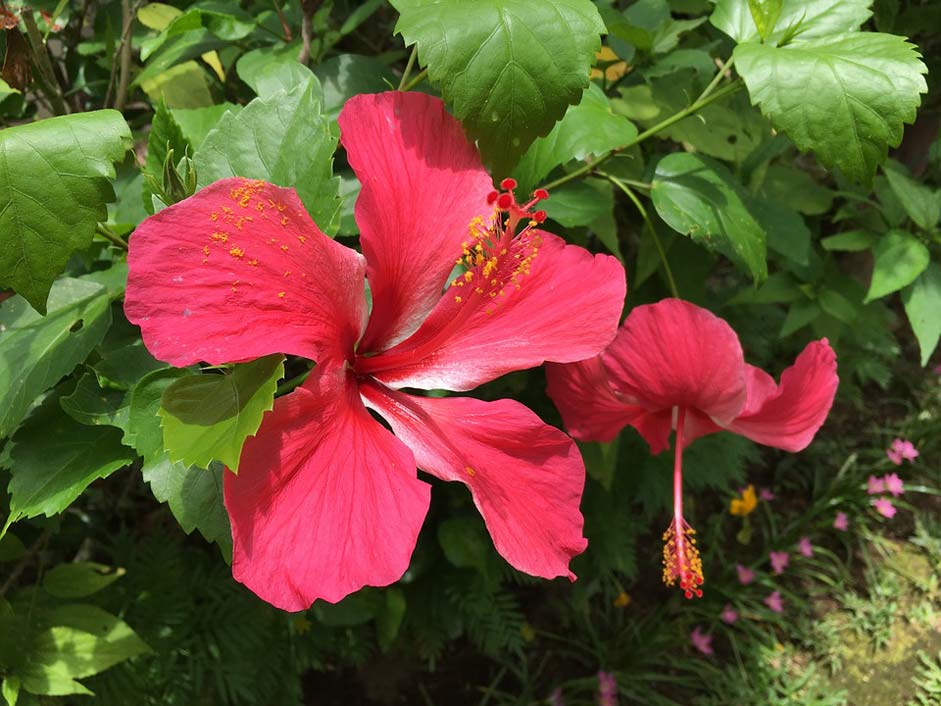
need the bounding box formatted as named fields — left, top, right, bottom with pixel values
left=454, top=296, right=463, bottom=303
left=278, top=291, right=286, bottom=298
left=202, top=245, right=210, bottom=256
left=463, top=271, right=474, bottom=282
left=465, top=466, right=476, bottom=477
left=211, top=231, right=228, bottom=243
left=280, top=245, right=289, bottom=252
left=229, top=247, right=244, bottom=258
left=283, top=271, right=291, bottom=277
left=248, top=259, right=258, bottom=267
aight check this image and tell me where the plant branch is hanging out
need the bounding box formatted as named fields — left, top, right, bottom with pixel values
left=603, top=172, right=679, bottom=298
left=400, top=67, right=427, bottom=92
left=0, top=527, right=53, bottom=599
left=541, top=79, right=743, bottom=192
left=398, top=46, right=417, bottom=91
left=272, top=0, right=293, bottom=42
left=695, top=55, right=734, bottom=103
left=96, top=223, right=129, bottom=250
left=297, top=0, right=321, bottom=65
left=21, top=12, right=69, bottom=115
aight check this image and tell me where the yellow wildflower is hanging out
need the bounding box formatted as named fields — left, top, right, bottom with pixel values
left=729, top=484, right=757, bottom=516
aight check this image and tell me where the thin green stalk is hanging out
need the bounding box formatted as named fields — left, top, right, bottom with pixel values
left=277, top=366, right=313, bottom=395
left=400, top=67, right=427, bottom=92
left=398, top=46, right=418, bottom=90
left=95, top=223, right=129, bottom=250
left=695, top=55, right=734, bottom=103
left=603, top=172, right=680, bottom=298
left=542, top=79, right=743, bottom=192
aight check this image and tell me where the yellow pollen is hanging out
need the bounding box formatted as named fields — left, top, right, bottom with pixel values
left=229, top=247, right=244, bottom=258
left=211, top=231, right=228, bottom=243
left=463, top=271, right=474, bottom=282
left=662, top=523, right=704, bottom=598
left=202, top=245, right=210, bottom=256
left=454, top=296, right=463, bottom=303
left=280, top=216, right=289, bottom=226
left=283, top=271, right=291, bottom=277
left=297, top=235, right=306, bottom=244
left=248, top=259, right=258, bottom=267
left=280, top=245, right=289, bottom=252
left=210, top=212, right=219, bottom=221
left=465, top=466, right=475, bottom=477
left=278, top=291, right=286, bottom=298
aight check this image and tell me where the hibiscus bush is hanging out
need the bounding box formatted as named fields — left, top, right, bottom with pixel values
left=0, top=0, right=939, bottom=704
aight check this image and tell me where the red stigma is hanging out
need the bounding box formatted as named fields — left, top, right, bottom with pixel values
left=496, top=193, right=514, bottom=210
left=500, top=178, right=518, bottom=190
left=533, top=210, right=547, bottom=223
left=486, top=190, right=499, bottom=205
left=533, top=188, right=549, bottom=200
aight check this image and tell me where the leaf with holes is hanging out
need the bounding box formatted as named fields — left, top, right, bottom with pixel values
left=0, top=111, right=131, bottom=313
left=651, top=153, right=767, bottom=282
left=734, top=33, right=927, bottom=186
left=390, top=0, right=605, bottom=176
left=0, top=278, right=112, bottom=439
left=195, top=83, right=341, bottom=234
left=158, top=355, right=284, bottom=472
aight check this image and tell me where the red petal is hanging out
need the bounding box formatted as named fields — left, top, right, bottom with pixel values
left=224, top=367, right=430, bottom=610
left=545, top=358, right=648, bottom=444
left=602, top=299, right=747, bottom=425
left=364, top=233, right=626, bottom=391
left=362, top=382, right=588, bottom=581
left=339, top=92, right=494, bottom=353
left=125, top=179, right=366, bottom=367
left=725, top=339, right=838, bottom=451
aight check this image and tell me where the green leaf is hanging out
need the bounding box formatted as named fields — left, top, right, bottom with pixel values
left=125, top=368, right=191, bottom=461
left=20, top=607, right=148, bottom=696
left=60, top=373, right=128, bottom=429
left=42, top=563, right=124, bottom=598
left=0, top=111, right=131, bottom=312
left=902, top=263, right=941, bottom=366
left=171, top=103, right=240, bottom=149
left=711, top=0, right=871, bottom=44
left=756, top=164, right=833, bottom=216
left=377, top=588, right=407, bottom=652
left=734, top=34, right=928, bottom=186
left=513, top=83, right=637, bottom=192
left=780, top=299, right=821, bottom=336
left=651, top=153, right=767, bottom=282
left=882, top=160, right=940, bottom=231
left=864, top=230, right=930, bottom=302
left=140, top=61, right=214, bottom=109
left=142, top=100, right=189, bottom=213
left=390, top=0, right=605, bottom=175
left=1, top=677, right=18, bottom=706
left=158, top=355, right=284, bottom=472
left=820, top=230, right=876, bottom=251
left=818, top=287, right=858, bottom=324
left=438, top=517, right=493, bottom=575
left=142, top=456, right=232, bottom=557
left=195, top=83, right=341, bottom=234
left=0, top=279, right=112, bottom=439
left=542, top=179, right=613, bottom=229
left=236, top=47, right=320, bottom=99
left=314, top=54, right=397, bottom=120
left=752, top=199, right=810, bottom=266
left=748, top=0, right=782, bottom=40
left=5, top=399, right=135, bottom=527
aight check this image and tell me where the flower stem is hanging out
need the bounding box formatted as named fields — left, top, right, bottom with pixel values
left=695, top=55, right=734, bottom=103
left=398, top=46, right=418, bottom=90
left=400, top=67, right=428, bottom=92
left=674, top=407, right=687, bottom=526
left=95, top=223, right=129, bottom=251
left=541, top=79, right=743, bottom=192
left=601, top=172, right=679, bottom=298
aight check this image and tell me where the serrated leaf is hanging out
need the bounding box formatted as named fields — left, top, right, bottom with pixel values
left=5, top=399, right=135, bottom=527
left=171, top=103, right=239, bottom=148
left=391, top=0, right=605, bottom=176
left=142, top=456, right=232, bottom=557
left=42, top=563, right=124, bottom=598
left=882, top=160, right=940, bottom=231
left=195, top=84, right=341, bottom=234
left=513, top=83, right=637, bottom=192
left=651, top=153, right=767, bottom=282
left=60, top=373, right=128, bottom=429
left=864, top=230, right=930, bottom=302
left=711, top=0, right=871, bottom=44
left=734, top=33, right=928, bottom=186
left=0, top=279, right=112, bottom=439
left=158, top=355, right=284, bottom=472
left=142, top=100, right=189, bottom=213
left=236, top=46, right=321, bottom=99
left=902, top=263, right=941, bottom=366
left=125, top=368, right=191, bottom=461
left=0, top=111, right=131, bottom=312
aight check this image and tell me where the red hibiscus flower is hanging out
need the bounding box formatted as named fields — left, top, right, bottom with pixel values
left=124, top=92, right=626, bottom=611
left=546, top=298, right=837, bottom=598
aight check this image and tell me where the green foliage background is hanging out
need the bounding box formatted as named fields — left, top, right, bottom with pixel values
left=0, top=0, right=939, bottom=703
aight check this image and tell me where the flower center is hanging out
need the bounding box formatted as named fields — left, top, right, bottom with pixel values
left=448, top=179, right=548, bottom=313
left=662, top=407, right=704, bottom=599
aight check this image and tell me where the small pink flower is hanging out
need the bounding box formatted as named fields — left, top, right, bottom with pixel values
left=759, top=487, right=776, bottom=501
left=833, top=512, right=848, bottom=531
left=720, top=603, right=738, bottom=624
left=797, top=537, right=813, bottom=558
left=736, top=564, right=755, bottom=585
left=764, top=591, right=784, bottom=613
left=548, top=687, right=565, bottom=706
left=887, top=438, right=919, bottom=465
left=690, top=626, right=714, bottom=655
left=769, top=551, right=790, bottom=575
left=883, top=472, right=905, bottom=497
left=933, top=364, right=941, bottom=375
left=873, top=497, right=897, bottom=519
left=867, top=475, right=885, bottom=494
left=597, top=671, right=617, bottom=706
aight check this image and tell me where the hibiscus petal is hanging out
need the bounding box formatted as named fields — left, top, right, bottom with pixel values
left=602, top=299, right=747, bottom=425
left=724, top=339, right=838, bottom=451
left=362, top=382, right=588, bottom=580
left=225, top=367, right=430, bottom=611
left=125, top=178, right=366, bottom=367
left=545, top=357, right=647, bottom=444
left=339, top=92, right=494, bottom=353
left=363, top=233, right=626, bottom=391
